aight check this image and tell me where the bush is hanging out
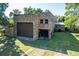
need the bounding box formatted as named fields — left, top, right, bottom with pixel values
left=7, top=18, right=15, bottom=27
left=0, top=26, right=5, bottom=36
left=74, top=25, right=79, bottom=32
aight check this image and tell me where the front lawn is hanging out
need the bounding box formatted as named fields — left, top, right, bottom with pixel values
left=0, top=32, right=79, bottom=56
left=17, top=32, right=79, bottom=56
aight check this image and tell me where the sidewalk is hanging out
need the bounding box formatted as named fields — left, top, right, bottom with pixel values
left=21, top=47, right=68, bottom=56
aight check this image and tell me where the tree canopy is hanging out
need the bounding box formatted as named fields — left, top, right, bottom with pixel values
left=64, top=3, right=79, bottom=30
left=23, top=6, right=43, bottom=15
left=0, top=3, right=9, bottom=26
left=9, top=9, right=21, bottom=18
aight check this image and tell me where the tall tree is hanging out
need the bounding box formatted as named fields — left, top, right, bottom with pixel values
left=0, top=3, right=9, bottom=26
left=9, top=9, right=21, bottom=18
left=59, top=16, right=65, bottom=22
left=65, top=3, right=79, bottom=30
left=0, top=4, right=23, bottom=54
left=9, top=9, right=21, bottom=27
left=36, top=8, right=43, bottom=14
left=24, top=8, right=28, bottom=14
left=13, top=9, right=21, bottom=15
left=32, top=8, right=36, bottom=14
left=24, top=6, right=33, bottom=15
left=65, top=3, right=79, bottom=16
left=9, top=12, right=14, bottom=18
left=23, top=6, right=43, bottom=15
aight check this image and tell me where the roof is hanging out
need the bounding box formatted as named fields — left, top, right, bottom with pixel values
left=55, top=22, right=65, bottom=26
left=14, top=11, right=54, bottom=17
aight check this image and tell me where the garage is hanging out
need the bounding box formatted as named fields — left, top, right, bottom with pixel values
left=17, top=22, right=33, bottom=38
left=39, top=29, right=49, bottom=39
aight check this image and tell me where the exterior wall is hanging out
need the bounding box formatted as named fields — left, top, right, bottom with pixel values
left=12, top=12, right=55, bottom=40
left=13, top=15, right=38, bottom=40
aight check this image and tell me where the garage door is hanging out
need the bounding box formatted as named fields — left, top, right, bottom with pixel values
left=17, top=22, right=33, bottom=38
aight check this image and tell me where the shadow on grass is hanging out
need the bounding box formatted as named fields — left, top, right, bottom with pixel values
left=0, top=36, right=25, bottom=56
left=18, top=32, right=79, bottom=55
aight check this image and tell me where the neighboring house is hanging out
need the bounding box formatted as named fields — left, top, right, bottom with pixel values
left=55, top=22, right=65, bottom=32
left=12, top=11, right=56, bottom=40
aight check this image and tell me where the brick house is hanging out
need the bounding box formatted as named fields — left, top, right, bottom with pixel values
left=12, top=11, right=56, bottom=40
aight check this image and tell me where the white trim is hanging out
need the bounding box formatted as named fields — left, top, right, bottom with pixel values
left=40, top=19, right=48, bottom=24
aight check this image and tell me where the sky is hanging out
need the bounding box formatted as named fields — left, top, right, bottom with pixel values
left=5, top=3, right=66, bottom=17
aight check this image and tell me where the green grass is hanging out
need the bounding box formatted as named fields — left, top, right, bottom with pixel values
left=19, top=32, right=79, bottom=56
left=0, top=32, right=79, bottom=56
left=19, top=32, right=73, bottom=50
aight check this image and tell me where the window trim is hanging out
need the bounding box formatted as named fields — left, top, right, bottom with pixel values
left=40, top=19, right=44, bottom=24
left=40, top=19, right=48, bottom=24
left=45, top=19, right=48, bottom=24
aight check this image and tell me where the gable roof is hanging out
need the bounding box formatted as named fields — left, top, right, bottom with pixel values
left=14, top=10, right=54, bottom=17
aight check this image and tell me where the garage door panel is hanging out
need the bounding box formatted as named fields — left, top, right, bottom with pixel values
left=17, top=22, right=33, bottom=38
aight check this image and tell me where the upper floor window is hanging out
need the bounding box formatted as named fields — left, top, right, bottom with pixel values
left=45, top=19, right=48, bottom=24
left=40, top=19, right=48, bottom=24
left=40, top=19, right=43, bottom=24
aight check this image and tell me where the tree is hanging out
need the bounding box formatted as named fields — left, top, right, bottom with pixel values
left=9, top=12, right=14, bottom=18
left=0, top=3, right=9, bottom=37
left=23, top=6, right=43, bottom=15
left=32, top=8, right=36, bottom=14
left=36, top=8, right=43, bottom=14
left=13, top=9, right=21, bottom=15
left=24, top=6, right=34, bottom=15
left=0, top=3, right=9, bottom=26
left=9, top=9, right=21, bottom=18
left=65, top=3, right=79, bottom=16
left=59, top=16, right=65, bottom=22
left=65, top=3, right=79, bottom=30
left=24, top=8, right=28, bottom=14
left=9, top=9, right=21, bottom=27
left=0, top=4, right=23, bottom=55
left=0, top=3, right=8, bottom=16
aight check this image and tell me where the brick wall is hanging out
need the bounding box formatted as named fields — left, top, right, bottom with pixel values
left=12, top=12, right=56, bottom=40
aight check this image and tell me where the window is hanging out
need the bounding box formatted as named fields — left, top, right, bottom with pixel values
left=40, top=19, right=43, bottom=24
left=45, top=19, right=48, bottom=24
left=40, top=19, right=48, bottom=24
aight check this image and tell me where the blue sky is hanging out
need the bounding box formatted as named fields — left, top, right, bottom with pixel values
left=5, top=3, right=66, bottom=17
